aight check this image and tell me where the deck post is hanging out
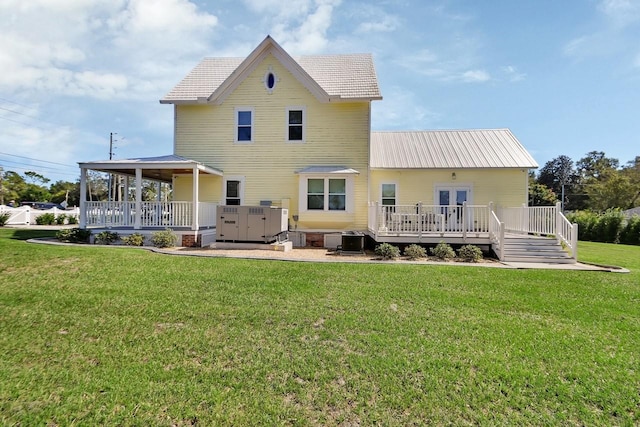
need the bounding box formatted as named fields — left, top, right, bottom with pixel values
left=134, top=168, right=142, bottom=230
left=462, top=201, right=467, bottom=241
left=417, top=202, right=423, bottom=241
left=192, top=166, right=199, bottom=232
left=79, top=167, right=87, bottom=228
left=555, top=201, right=561, bottom=241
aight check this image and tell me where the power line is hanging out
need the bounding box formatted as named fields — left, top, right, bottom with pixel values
left=0, top=151, right=76, bottom=167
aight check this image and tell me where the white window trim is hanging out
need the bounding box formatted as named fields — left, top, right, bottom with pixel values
left=434, top=184, right=473, bottom=205
left=380, top=182, right=398, bottom=206
left=234, top=107, right=254, bottom=144
left=224, top=176, right=245, bottom=205
left=299, top=175, right=354, bottom=213
left=286, top=106, right=306, bottom=143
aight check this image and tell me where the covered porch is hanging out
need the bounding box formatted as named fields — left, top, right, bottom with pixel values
left=78, top=155, right=222, bottom=246
left=368, top=202, right=578, bottom=262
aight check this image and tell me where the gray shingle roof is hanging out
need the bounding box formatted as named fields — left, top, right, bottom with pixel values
left=161, top=40, right=381, bottom=103
left=370, top=129, right=538, bottom=169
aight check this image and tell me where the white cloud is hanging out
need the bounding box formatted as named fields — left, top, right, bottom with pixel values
left=372, top=86, right=442, bottom=130
left=0, top=0, right=219, bottom=100
left=243, top=0, right=341, bottom=54
left=460, top=70, right=490, bottom=83
left=598, top=0, right=640, bottom=27
left=501, top=65, right=526, bottom=82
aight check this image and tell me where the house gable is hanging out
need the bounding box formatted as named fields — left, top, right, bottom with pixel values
left=160, top=36, right=382, bottom=105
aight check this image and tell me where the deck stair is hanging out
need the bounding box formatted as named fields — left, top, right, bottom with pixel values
left=500, top=234, right=575, bottom=264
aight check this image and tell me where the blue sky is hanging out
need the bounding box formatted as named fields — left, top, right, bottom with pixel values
left=1, top=0, right=639, bottom=183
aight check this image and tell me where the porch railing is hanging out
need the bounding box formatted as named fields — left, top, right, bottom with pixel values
left=84, top=201, right=217, bottom=229
left=368, top=201, right=578, bottom=261
left=369, top=202, right=491, bottom=236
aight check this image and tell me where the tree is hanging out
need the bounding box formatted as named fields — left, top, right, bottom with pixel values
left=50, top=180, right=81, bottom=207
left=537, top=155, right=579, bottom=209
left=576, top=151, right=619, bottom=180
left=585, top=169, right=637, bottom=211
left=529, top=181, right=558, bottom=206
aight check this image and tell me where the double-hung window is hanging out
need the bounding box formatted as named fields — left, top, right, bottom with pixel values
left=287, top=107, right=305, bottom=142
left=381, top=183, right=397, bottom=206
left=235, top=108, right=254, bottom=143
left=306, top=178, right=346, bottom=211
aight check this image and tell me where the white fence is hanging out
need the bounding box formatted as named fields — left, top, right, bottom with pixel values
left=0, top=205, right=80, bottom=225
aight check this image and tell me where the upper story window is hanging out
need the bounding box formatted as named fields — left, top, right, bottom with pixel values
left=287, top=107, right=305, bottom=142
left=235, top=107, right=254, bottom=143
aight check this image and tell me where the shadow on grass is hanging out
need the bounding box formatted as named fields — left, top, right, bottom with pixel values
left=8, top=229, right=58, bottom=241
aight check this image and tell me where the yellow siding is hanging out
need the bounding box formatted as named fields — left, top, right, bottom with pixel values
left=175, top=53, right=371, bottom=230
left=370, top=168, right=529, bottom=207
left=172, top=174, right=221, bottom=202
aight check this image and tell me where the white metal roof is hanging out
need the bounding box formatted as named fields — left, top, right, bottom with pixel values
left=161, top=36, right=381, bottom=104
left=370, top=129, right=538, bottom=169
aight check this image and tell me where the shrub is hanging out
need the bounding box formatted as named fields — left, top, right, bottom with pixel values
left=375, top=243, right=400, bottom=260
left=458, top=244, right=483, bottom=262
left=620, top=215, right=640, bottom=246
left=95, top=231, right=119, bottom=245
left=122, top=233, right=145, bottom=246
left=430, top=241, right=456, bottom=260
left=56, top=228, right=91, bottom=243
left=67, top=215, right=78, bottom=225
left=404, top=244, right=427, bottom=260
left=0, top=212, right=10, bottom=226
left=591, top=209, right=624, bottom=243
left=151, top=228, right=178, bottom=248
left=567, top=210, right=597, bottom=241
left=35, top=213, right=56, bottom=225
left=55, top=214, right=67, bottom=225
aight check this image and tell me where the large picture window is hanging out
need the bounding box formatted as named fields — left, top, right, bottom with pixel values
left=306, top=178, right=346, bottom=211
left=235, top=108, right=254, bottom=143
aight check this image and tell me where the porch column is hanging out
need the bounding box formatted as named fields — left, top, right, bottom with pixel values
left=134, top=168, right=142, bottom=230
left=192, top=167, right=199, bottom=231
left=79, top=167, right=87, bottom=228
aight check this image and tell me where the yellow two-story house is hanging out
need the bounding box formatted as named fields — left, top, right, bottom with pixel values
left=78, top=36, right=578, bottom=263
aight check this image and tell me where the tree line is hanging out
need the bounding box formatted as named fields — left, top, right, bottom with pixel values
left=0, top=170, right=170, bottom=207
left=530, top=151, right=640, bottom=211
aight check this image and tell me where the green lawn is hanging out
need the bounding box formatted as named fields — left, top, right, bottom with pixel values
left=1, top=229, right=638, bottom=425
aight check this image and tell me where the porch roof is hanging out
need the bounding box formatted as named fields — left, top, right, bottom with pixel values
left=370, top=129, right=538, bottom=169
left=78, top=154, right=223, bottom=183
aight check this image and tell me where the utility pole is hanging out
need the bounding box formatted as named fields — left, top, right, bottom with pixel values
left=0, top=165, right=4, bottom=205
left=108, top=132, right=117, bottom=202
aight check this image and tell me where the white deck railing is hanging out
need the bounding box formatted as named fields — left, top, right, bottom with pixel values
left=368, top=201, right=578, bottom=261
left=369, top=202, right=491, bottom=236
left=83, top=201, right=217, bottom=229
left=489, top=210, right=505, bottom=260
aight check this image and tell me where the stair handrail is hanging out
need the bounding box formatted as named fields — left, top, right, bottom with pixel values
left=489, top=207, right=505, bottom=261
left=556, top=202, right=578, bottom=260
